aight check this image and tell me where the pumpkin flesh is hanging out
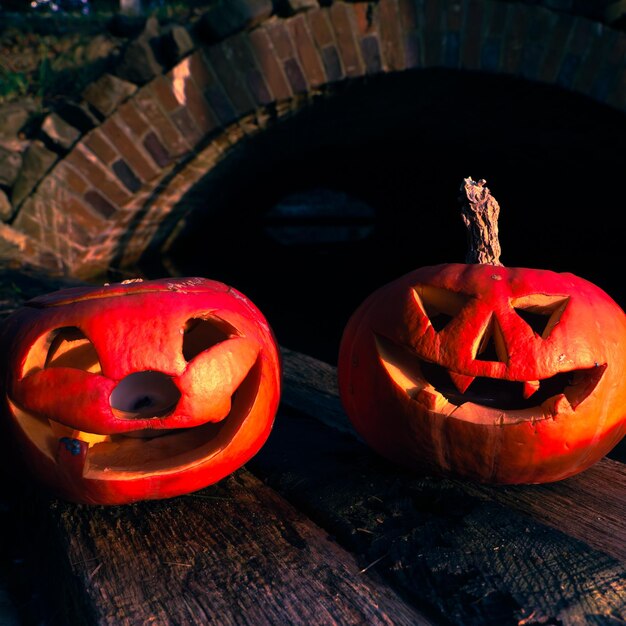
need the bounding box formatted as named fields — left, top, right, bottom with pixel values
left=1, top=277, right=282, bottom=504
left=338, top=263, right=626, bottom=484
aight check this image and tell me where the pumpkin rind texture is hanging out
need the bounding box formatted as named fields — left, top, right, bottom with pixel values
left=338, top=263, right=626, bottom=484
left=0, top=277, right=282, bottom=505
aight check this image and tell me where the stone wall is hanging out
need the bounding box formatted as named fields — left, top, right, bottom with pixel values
left=0, top=0, right=625, bottom=278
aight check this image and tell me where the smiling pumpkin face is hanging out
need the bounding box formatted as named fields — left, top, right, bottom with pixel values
left=1, top=277, right=281, bottom=505
left=338, top=263, right=626, bottom=484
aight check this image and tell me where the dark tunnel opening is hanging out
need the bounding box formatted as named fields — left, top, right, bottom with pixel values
left=137, top=68, right=626, bottom=369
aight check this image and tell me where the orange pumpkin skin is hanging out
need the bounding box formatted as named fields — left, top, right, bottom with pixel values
left=338, top=263, right=626, bottom=484
left=0, top=277, right=281, bottom=505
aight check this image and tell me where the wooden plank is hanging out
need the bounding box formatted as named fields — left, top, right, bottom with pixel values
left=10, top=467, right=432, bottom=626
left=248, top=403, right=626, bottom=625
left=0, top=269, right=433, bottom=625
left=234, top=348, right=626, bottom=625
left=2, top=271, right=626, bottom=625
left=279, top=347, right=626, bottom=564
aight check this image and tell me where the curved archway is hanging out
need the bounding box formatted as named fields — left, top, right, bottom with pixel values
left=150, top=67, right=626, bottom=363
left=2, top=0, right=624, bottom=292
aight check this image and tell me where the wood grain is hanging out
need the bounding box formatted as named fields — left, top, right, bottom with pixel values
left=249, top=402, right=626, bottom=625
left=14, top=469, right=432, bottom=626
left=280, top=347, right=626, bottom=565
left=2, top=272, right=626, bottom=626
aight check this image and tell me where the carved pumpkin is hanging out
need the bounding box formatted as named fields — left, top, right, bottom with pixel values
left=338, top=179, right=626, bottom=484
left=0, top=277, right=281, bottom=505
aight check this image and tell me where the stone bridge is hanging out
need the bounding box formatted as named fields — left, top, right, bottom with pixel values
left=1, top=0, right=624, bottom=279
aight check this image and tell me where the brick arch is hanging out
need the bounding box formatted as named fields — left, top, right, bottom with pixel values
left=5, top=0, right=625, bottom=279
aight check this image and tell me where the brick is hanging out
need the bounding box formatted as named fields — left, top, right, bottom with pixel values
left=554, top=17, right=596, bottom=88
left=101, top=115, right=160, bottom=182
left=441, top=0, right=463, bottom=69
left=84, top=190, right=118, bottom=219
left=443, top=31, right=461, bottom=68
left=12, top=210, right=43, bottom=243
left=170, top=63, right=221, bottom=134
left=589, top=62, right=621, bottom=102
left=307, top=8, right=335, bottom=47
left=133, top=85, right=192, bottom=159
left=64, top=223, right=92, bottom=252
left=397, top=0, right=418, bottom=29
left=56, top=201, right=94, bottom=247
left=171, top=107, right=204, bottom=145
left=422, top=0, right=443, bottom=66
left=351, top=3, right=371, bottom=36
left=112, top=159, right=142, bottom=193
left=55, top=162, right=89, bottom=196
left=480, top=2, right=511, bottom=72
left=500, top=3, right=532, bottom=74
left=574, top=27, right=616, bottom=96
left=567, top=16, right=596, bottom=57
left=143, top=132, right=172, bottom=168
left=84, top=129, right=118, bottom=166
left=606, top=67, right=626, bottom=110
left=360, top=35, right=383, bottom=73
left=519, top=9, right=556, bottom=81
left=117, top=100, right=151, bottom=136
left=247, top=28, right=293, bottom=101
left=397, top=0, right=422, bottom=68
left=329, top=3, right=365, bottom=77
left=320, top=46, right=343, bottom=82
left=444, top=0, right=463, bottom=31
left=556, top=52, right=582, bottom=88
left=35, top=190, right=55, bottom=230
left=204, top=42, right=257, bottom=116
left=461, top=0, right=484, bottom=70
left=66, top=145, right=131, bottom=207
left=201, top=80, right=238, bottom=126
left=264, top=21, right=309, bottom=92
left=264, top=20, right=293, bottom=59
left=537, top=13, right=573, bottom=82
left=283, top=59, right=308, bottom=92
left=53, top=190, right=107, bottom=238
left=605, top=31, right=626, bottom=65
left=220, top=32, right=273, bottom=105
left=378, top=0, right=406, bottom=71
left=287, top=14, right=327, bottom=88
left=306, top=8, right=345, bottom=81
left=480, top=37, right=501, bottom=72
left=151, top=75, right=181, bottom=113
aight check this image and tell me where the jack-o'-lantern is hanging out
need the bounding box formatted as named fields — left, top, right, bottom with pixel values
left=0, top=277, right=281, bottom=505
left=338, top=179, right=626, bottom=484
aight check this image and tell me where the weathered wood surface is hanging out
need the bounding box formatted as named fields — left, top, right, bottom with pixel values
left=250, top=359, right=626, bottom=625
left=24, top=470, right=430, bottom=626
left=2, top=267, right=626, bottom=625
left=280, top=348, right=626, bottom=564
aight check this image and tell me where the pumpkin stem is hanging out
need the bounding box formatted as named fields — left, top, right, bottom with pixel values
left=460, top=177, right=503, bottom=266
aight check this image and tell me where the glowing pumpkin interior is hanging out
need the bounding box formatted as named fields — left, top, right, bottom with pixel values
left=9, top=315, right=262, bottom=479
left=376, top=285, right=605, bottom=426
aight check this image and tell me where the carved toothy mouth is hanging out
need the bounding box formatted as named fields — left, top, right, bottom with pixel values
left=375, top=335, right=605, bottom=425
left=7, top=359, right=261, bottom=479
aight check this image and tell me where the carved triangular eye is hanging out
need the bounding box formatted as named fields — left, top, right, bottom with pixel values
left=512, top=295, right=570, bottom=339
left=475, top=315, right=508, bottom=364
left=412, top=286, right=470, bottom=332
left=182, top=316, right=241, bottom=361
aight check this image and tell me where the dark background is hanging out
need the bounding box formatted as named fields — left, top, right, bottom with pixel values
left=151, top=69, right=626, bottom=366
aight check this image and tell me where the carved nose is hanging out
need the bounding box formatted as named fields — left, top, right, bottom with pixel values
left=110, top=371, right=181, bottom=419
